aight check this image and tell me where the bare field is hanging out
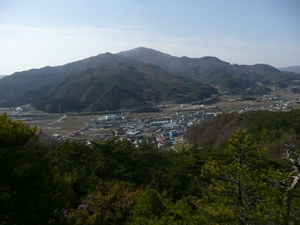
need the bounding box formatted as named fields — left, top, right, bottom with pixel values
left=5, top=91, right=300, bottom=141
left=36, top=114, right=114, bottom=140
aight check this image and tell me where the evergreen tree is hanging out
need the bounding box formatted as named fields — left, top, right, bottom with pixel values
left=199, top=131, right=285, bottom=224
left=68, top=181, right=142, bottom=225
left=0, top=114, right=72, bottom=224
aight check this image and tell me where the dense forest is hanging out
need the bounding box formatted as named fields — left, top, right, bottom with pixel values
left=1, top=110, right=300, bottom=224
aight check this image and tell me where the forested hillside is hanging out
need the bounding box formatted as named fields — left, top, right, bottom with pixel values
left=0, top=53, right=141, bottom=103
left=185, top=110, right=300, bottom=155
left=119, top=47, right=300, bottom=94
left=1, top=110, right=300, bottom=224
left=1, top=47, right=299, bottom=110
left=27, top=65, right=217, bottom=112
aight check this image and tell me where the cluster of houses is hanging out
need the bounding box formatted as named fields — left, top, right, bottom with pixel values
left=62, top=91, right=300, bottom=147
left=63, top=111, right=218, bottom=148
left=3, top=86, right=300, bottom=148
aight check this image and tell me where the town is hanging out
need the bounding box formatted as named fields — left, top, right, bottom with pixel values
left=2, top=86, right=300, bottom=149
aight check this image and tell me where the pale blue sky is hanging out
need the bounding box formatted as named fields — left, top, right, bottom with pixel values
left=0, top=0, right=299, bottom=75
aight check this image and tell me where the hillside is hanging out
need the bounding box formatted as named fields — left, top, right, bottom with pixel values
left=25, top=65, right=217, bottom=112
left=279, top=65, right=300, bottom=74
left=184, top=109, right=300, bottom=154
left=1, top=47, right=299, bottom=111
left=119, top=47, right=300, bottom=93
left=0, top=53, right=141, bottom=101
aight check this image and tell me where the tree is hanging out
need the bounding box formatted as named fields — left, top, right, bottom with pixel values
left=0, top=114, right=73, bottom=224
left=51, top=141, right=101, bottom=205
left=162, top=144, right=212, bottom=199
left=128, top=188, right=207, bottom=225
left=199, top=131, right=285, bottom=224
left=0, top=113, right=37, bottom=149
left=281, top=141, right=300, bottom=224
left=90, top=138, right=165, bottom=185
left=68, top=181, right=142, bottom=225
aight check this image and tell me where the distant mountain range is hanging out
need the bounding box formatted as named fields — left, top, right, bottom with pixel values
left=279, top=66, right=300, bottom=74
left=118, top=47, right=299, bottom=92
left=0, top=47, right=299, bottom=112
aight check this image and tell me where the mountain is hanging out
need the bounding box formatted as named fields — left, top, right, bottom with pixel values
left=0, top=53, right=141, bottom=100
left=118, top=47, right=176, bottom=70
left=119, top=47, right=299, bottom=93
left=0, top=75, right=6, bottom=79
left=279, top=66, right=300, bottom=74
left=24, top=65, right=217, bottom=112
left=1, top=47, right=299, bottom=112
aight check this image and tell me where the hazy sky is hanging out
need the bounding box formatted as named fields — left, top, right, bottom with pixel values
left=0, top=0, right=299, bottom=75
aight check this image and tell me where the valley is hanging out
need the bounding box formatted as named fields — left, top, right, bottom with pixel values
left=1, top=47, right=299, bottom=113
left=3, top=86, right=300, bottom=148
left=1, top=47, right=299, bottom=148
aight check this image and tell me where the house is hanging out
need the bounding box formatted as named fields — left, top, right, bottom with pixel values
left=150, top=121, right=169, bottom=126
left=98, top=114, right=121, bottom=121
left=169, top=130, right=179, bottom=137
left=162, top=122, right=180, bottom=129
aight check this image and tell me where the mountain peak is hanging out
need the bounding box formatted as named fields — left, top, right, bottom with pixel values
left=118, top=46, right=173, bottom=58
left=201, top=56, right=223, bottom=61
left=118, top=47, right=176, bottom=70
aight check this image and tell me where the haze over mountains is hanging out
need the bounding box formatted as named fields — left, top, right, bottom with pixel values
left=279, top=66, right=300, bottom=74
left=0, top=47, right=299, bottom=112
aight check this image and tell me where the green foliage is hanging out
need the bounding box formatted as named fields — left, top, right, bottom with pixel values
left=50, top=141, right=102, bottom=204
left=90, top=138, right=165, bottom=185
left=162, top=145, right=213, bottom=199
left=2, top=111, right=300, bottom=224
left=0, top=114, right=73, bottom=224
left=68, top=181, right=142, bottom=225
left=131, top=186, right=168, bottom=220
left=200, top=131, right=286, bottom=224
left=0, top=113, right=37, bottom=148
left=186, top=109, right=300, bottom=157
left=244, top=110, right=300, bottom=158
left=246, top=110, right=300, bottom=140
left=129, top=187, right=199, bottom=225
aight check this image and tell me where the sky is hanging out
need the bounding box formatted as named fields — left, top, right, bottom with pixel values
left=0, top=0, right=299, bottom=75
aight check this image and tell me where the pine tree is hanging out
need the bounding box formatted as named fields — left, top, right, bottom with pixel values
left=199, top=131, right=285, bottom=224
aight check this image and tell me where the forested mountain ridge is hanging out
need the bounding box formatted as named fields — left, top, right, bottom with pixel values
left=0, top=53, right=141, bottom=104
left=119, top=47, right=300, bottom=93
left=1, top=47, right=299, bottom=110
left=17, top=65, right=217, bottom=112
